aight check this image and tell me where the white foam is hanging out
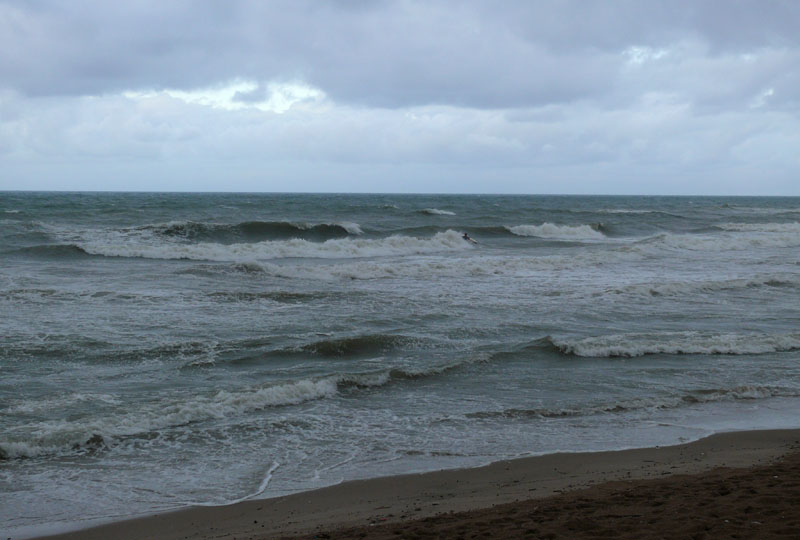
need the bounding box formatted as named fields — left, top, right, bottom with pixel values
left=552, top=331, right=800, bottom=358
left=335, top=222, right=364, bottom=235
left=231, top=248, right=639, bottom=281
left=507, top=223, right=605, bottom=241
left=421, top=208, right=456, bottom=216
left=0, top=378, right=341, bottom=458
left=633, top=228, right=800, bottom=253
left=78, top=230, right=469, bottom=262
left=5, top=393, right=121, bottom=414
left=0, top=361, right=479, bottom=459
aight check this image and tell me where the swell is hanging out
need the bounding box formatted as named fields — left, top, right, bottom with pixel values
left=2, top=332, right=410, bottom=366
left=3, top=244, right=93, bottom=259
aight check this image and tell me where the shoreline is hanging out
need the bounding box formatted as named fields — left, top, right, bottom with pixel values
left=30, top=428, right=800, bottom=540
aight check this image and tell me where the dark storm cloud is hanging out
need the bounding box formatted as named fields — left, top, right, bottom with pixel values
left=1, top=0, right=797, bottom=108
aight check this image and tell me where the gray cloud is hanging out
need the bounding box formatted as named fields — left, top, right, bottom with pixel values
left=2, top=0, right=798, bottom=108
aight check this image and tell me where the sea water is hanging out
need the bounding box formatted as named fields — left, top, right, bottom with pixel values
left=2, top=192, right=799, bottom=537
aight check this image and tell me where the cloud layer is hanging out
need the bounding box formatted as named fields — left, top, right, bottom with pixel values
left=1, top=0, right=798, bottom=193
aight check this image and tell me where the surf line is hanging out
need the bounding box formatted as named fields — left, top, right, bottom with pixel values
left=178, top=461, right=280, bottom=507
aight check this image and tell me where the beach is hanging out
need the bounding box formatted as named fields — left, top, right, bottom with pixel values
left=33, top=429, right=800, bottom=540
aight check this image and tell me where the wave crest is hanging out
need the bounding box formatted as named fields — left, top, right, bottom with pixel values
left=507, top=223, right=605, bottom=240
left=418, top=208, right=456, bottom=216
left=548, top=332, right=800, bottom=358
left=142, top=220, right=362, bottom=243
left=79, top=230, right=470, bottom=262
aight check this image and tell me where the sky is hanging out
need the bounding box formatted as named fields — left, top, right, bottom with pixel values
left=0, top=0, right=798, bottom=194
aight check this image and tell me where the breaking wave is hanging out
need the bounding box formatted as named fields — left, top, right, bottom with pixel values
left=635, top=227, right=800, bottom=252
left=418, top=208, right=456, bottom=216
left=548, top=332, right=800, bottom=358
left=78, top=230, right=470, bottom=262
left=0, top=358, right=476, bottom=459
left=506, top=223, right=606, bottom=241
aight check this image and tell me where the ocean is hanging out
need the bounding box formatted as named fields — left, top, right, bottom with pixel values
left=2, top=192, right=799, bottom=537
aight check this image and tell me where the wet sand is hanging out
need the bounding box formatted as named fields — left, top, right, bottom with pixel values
left=34, top=429, right=800, bottom=540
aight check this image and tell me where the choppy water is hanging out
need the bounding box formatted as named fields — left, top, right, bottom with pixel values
left=2, top=192, right=799, bottom=537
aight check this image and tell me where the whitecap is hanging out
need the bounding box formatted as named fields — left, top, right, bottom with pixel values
left=507, top=223, right=605, bottom=241
left=550, top=331, right=800, bottom=358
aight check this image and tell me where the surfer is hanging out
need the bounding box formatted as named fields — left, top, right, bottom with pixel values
left=462, top=232, right=477, bottom=244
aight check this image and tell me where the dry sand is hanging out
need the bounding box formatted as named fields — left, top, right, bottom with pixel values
left=34, top=429, right=800, bottom=540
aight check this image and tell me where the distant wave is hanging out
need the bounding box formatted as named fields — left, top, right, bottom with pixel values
left=418, top=208, right=456, bottom=216
left=596, top=209, right=658, bottom=214
left=547, top=332, right=800, bottom=358
left=140, top=220, right=363, bottom=243
left=632, top=226, right=800, bottom=252
left=506, top=222, right=606, bottom=240
left=78, top=230, right=471, bottom=262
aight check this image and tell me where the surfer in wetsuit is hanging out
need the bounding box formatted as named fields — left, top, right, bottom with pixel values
left=462, top=232, right=475, bottom=243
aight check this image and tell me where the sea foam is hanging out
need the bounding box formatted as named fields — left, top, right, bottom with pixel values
left=78, top=230, right=469, bottom=262
left=550, top=331, right=800, bottom=358
left=507, top=223, right=605, bottom=240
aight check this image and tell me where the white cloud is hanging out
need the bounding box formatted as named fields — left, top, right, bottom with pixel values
left=123, top=80, right=326, bottom=113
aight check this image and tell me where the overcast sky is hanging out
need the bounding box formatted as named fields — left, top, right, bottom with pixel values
left=1, top=0, right=798, bottom=194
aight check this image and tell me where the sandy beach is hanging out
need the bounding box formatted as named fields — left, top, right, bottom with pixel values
left=32, top=429, right=800, bottom=540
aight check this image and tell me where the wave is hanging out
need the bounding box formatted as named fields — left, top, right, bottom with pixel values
left=465, top=385, right=798, bottom=420
left=4, top=244, right=92, bottom=259
left=189, top=247, right=641, bottom=281
left=547, top=332, right=800, bottom=358
left=596, top=209, right=660, bottom=215
left=139, top=220, right=363, bottom=243
left=297, top=334, right=413, bottom=358
left=506, top=223, right=606, bottom=241
left=206, top=291, right=337, bottom=303
left=634, top=227, right=800, bottom=252
left=78, top=230, right=471, bottom=262
left=0, top=357, right=477, bottom=460
left=418, top=208, right=456, bottom=216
